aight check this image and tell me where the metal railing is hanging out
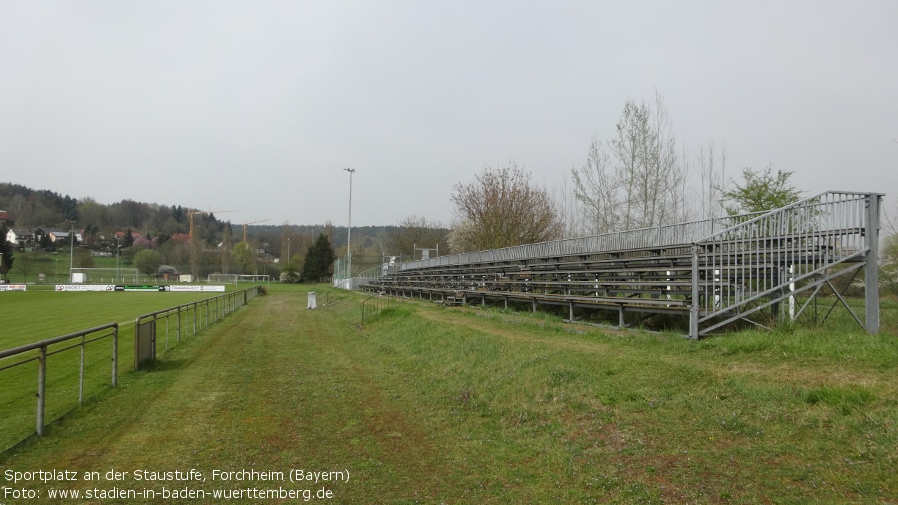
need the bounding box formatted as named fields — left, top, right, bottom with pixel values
left=399, top=212, right=767, bottom=272
left=364, top=191, right=882, bottom=339
left=360, top=292, right=400, bottom=326
left=690, top=191, right=882, bottom=337
left=0, top=323, right=119, bottom=442
left=134, top=286, right=264, bottom=368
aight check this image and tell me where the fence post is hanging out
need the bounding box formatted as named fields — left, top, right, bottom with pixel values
left=689, top=244, right=700, bottom=339
left=112, top=324, right=118, bottom=387
left=865, top=194, right=881, bottom=334
left=79, top=335, right=85, bottom=404
left=37, top=346, right=46, bottom=436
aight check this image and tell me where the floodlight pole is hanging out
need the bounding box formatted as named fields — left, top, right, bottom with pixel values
left=116, top=236, right=121, bottom=283
left=67, top=220, right=75, bottom=283
left=344, top=167, right=355, bottom=288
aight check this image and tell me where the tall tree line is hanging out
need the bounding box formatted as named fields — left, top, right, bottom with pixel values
left=0, top=183, right=231, bottom=247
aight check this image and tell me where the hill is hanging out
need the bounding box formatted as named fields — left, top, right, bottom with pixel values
left=0, top=182, right=449, bottom=280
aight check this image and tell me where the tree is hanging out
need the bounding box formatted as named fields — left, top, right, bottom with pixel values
left=450, top=161, right=562, bottom=252
left=74, top=251, right=94, bottom=268
left=232, top=241, right=254, bottom=274
left=571, top=93, right=689, bottom=235
left=571, top=135, right=619, bottom=233
left=387, top=215, right=448, bottom=261
left=689, top=140, right=727, bottom=220
left=15, top=251, right=34, bottom=282
left=220, top=222, right=233, bottom=274
left=881, top=205, right=898, bottom=295
left=300, top=233, right=336, bottom=283
left=720, top=165, right=802, bottom=215
left=0, top=224, right=15, bottom=281
left=280, top=263, right=301, bottom=283
left=133, top=249, right=163, bottom=276
left=881, top=234, right=898, bottom=295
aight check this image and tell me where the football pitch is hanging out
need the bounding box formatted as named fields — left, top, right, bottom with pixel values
left=0, top=287, right=244, bottom=452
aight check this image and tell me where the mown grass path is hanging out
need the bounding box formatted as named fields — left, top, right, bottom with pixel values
left=1, top=289, right=455, bottom=504
left=2, top=287, right=897, bottom=504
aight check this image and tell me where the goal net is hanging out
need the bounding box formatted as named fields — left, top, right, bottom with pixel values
left=207, top=273, right=239, bottom=285
left=69, top=267, right=142, bottom=284
left=238, top=274, right=270, bottom=286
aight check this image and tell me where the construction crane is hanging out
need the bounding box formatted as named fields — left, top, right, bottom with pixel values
left=187, top=209, right=234, bottom=244
left=242, top=219, right=271, bottom=242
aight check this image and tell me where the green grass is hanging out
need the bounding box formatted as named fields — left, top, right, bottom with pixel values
left=0, top=287, right=251, bottom=452
left=1, top=287, right=897, bottom=503
left=0, top=289, right=246, bottom=348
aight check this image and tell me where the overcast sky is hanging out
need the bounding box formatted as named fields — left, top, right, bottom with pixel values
left=2, top=1, right=896, bottom=228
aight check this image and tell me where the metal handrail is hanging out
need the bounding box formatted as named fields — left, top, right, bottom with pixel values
left=134, top=286, right=263, bottom=368
left=0, top=323, right=119, bottom=440
left=399, top=212, right=767, bottom=272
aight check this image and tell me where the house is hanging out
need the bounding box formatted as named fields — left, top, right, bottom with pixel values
left=0, top=210, right=10, bottom=225
left=6, top=227, right=82, bottom=248
left=48, top=229, right=69, bottom=243
left=7, top=227, right=35, bottom=247
left=114, top=230, right=142, bottom=240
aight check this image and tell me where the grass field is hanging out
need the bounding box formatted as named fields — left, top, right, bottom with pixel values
left=0, top=286, right=252, bottom=453
left=1, top=284, right=896, bottom=504
left=2, top=253, right=140, bottom=285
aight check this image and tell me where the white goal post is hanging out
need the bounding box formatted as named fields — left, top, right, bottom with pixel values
left=238, top=274, right=270, bottom=286
left=69, top=267, right=142, bottom=284
left=206, top=273, right=239, bottom=285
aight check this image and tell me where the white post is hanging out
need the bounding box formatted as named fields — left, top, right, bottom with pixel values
left=789, top=264, right=795, bottom=321
left=68, top=220, right=75, bottom=283
left=344, top=167, right=355, bottom=289
left=116, top=236, right=121, bottom=284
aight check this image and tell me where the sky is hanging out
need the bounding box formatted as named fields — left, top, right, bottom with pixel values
left=1, top=1, right=896, bottom=228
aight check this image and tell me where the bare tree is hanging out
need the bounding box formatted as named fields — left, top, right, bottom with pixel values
left=883, top=200, right=897, bottom=236
left=572, top=93, right=689, bottom=234
left=570, top=136, right=619, bottom=233
left=551, top=177, right=587, bottom=238
left=689, top=140, right=727, bottom=220
left=387, top=215, right=448, bottom=261
left=449, top=161, right=563, bottom=252
left=447, top=219, right=477, bottom=254
left=220, top=222, right=233, bottom=273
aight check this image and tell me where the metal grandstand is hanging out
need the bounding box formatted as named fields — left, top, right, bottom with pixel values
left=361, top=191, right=883, bottom=339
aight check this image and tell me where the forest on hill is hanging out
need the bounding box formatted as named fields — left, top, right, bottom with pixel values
left=0, top=182, right=449, bottom=280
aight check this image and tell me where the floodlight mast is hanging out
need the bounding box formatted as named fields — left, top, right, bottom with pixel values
left=344, top=167, right=355, bottom=287
left=66, top=220, right=75, bottom=283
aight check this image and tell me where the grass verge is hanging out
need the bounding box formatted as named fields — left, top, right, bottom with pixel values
left=1, top=286, right=896, bottom=504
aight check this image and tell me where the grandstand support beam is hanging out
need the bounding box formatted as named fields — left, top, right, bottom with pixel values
left=865, top=194, right=882, bottom=334
left=689, top=245, right=700, bottom=339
